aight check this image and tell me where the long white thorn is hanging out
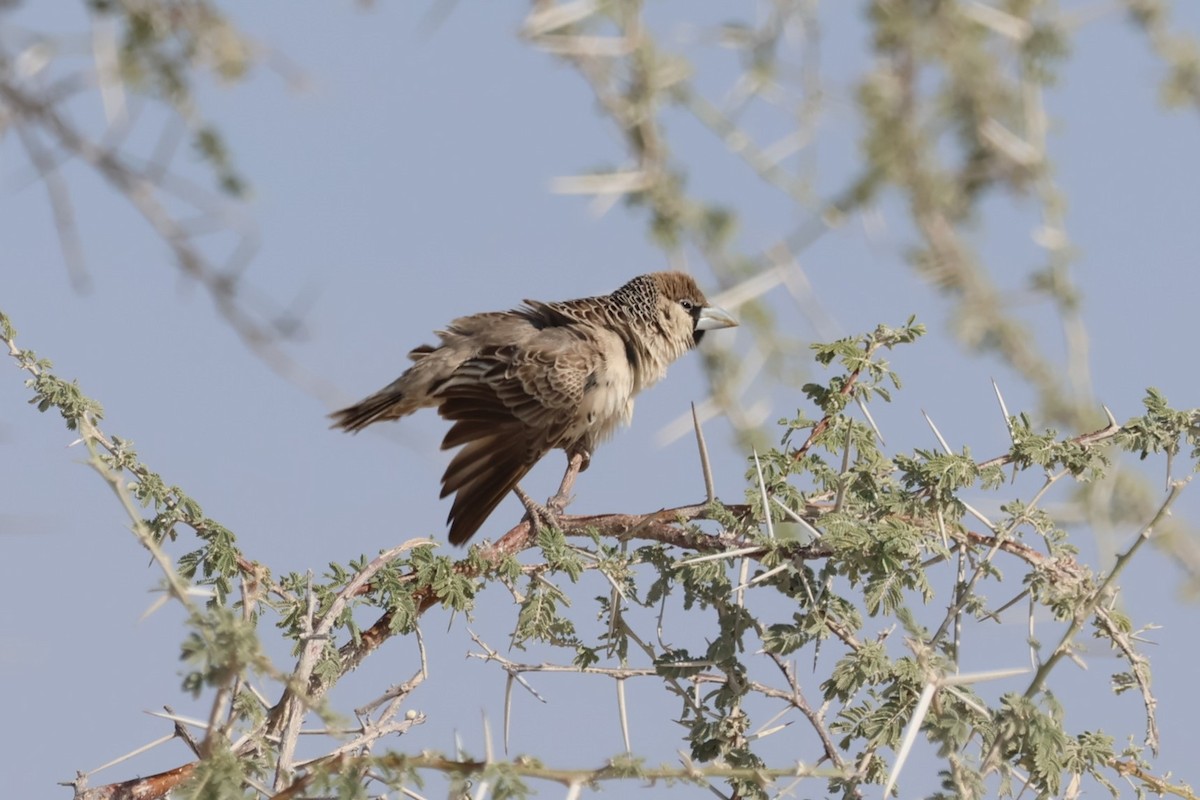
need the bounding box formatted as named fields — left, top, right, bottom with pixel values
left=992, top=378, right=1015, bottom=441
left=922, top=409, right=953, bottom=454
left=754, top=448, right=775, bottom=539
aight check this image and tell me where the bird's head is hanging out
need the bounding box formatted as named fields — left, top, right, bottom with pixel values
left=657, top=272, right=738, bottom=346
left=638, top=271, right=738, bottom=347
left=607, top=272, right=738, bottom=380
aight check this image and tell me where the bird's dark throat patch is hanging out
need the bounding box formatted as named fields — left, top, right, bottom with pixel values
left=623, top=338, right=641, bottom=373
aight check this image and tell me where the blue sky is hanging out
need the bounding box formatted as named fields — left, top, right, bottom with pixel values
left=3, top=2, right=1199, bottom=797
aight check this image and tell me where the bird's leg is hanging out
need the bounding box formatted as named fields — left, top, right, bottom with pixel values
left=547, top=451, right=587, bottom=516
left=513, top=452, right=589, bottom=537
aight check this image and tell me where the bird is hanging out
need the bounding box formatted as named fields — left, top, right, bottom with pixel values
left=330, top=272, right=737, bottom=545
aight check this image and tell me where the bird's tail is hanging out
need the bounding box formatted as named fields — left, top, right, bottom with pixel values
left=329, top=385, right=417, bottom=433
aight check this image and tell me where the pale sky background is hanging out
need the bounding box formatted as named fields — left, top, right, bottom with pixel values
left=3, top=2, right=1200, bottom=797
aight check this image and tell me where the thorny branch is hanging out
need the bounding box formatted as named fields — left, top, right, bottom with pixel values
left=9, top=299, right=1183, bottom=799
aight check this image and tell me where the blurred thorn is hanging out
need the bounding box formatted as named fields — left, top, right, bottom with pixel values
left=522, top=0, right=599, bottom=38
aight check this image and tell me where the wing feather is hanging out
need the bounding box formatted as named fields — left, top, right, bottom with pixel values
left=433, top=337, right=602, bottom=543
left=441, top=430, right=537, bottom=545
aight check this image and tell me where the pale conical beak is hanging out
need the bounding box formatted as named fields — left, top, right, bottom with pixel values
left=696, top=305, right=738, bottom=331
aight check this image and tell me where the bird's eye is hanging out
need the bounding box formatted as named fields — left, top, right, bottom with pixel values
left=680, top=299, right=695, bottom=311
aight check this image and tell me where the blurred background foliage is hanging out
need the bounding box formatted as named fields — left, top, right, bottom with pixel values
left=4, top=1, right=1200, bottom=798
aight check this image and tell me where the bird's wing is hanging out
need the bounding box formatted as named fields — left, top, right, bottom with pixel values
left=435, top=339, right=599, bottom=544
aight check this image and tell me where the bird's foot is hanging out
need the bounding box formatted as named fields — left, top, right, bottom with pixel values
left=514, top=486, right=564, bottom=537
left=546, top=490, right=574, bottom=517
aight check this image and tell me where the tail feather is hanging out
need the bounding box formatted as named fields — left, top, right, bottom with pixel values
left=329, top=387, right=414, bottom=433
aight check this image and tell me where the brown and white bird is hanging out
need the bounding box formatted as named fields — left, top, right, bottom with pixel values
left=330, top=272, right=737, bottom=545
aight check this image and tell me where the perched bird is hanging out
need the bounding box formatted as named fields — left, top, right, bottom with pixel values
left=330, top=272, right=737, bottom=545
